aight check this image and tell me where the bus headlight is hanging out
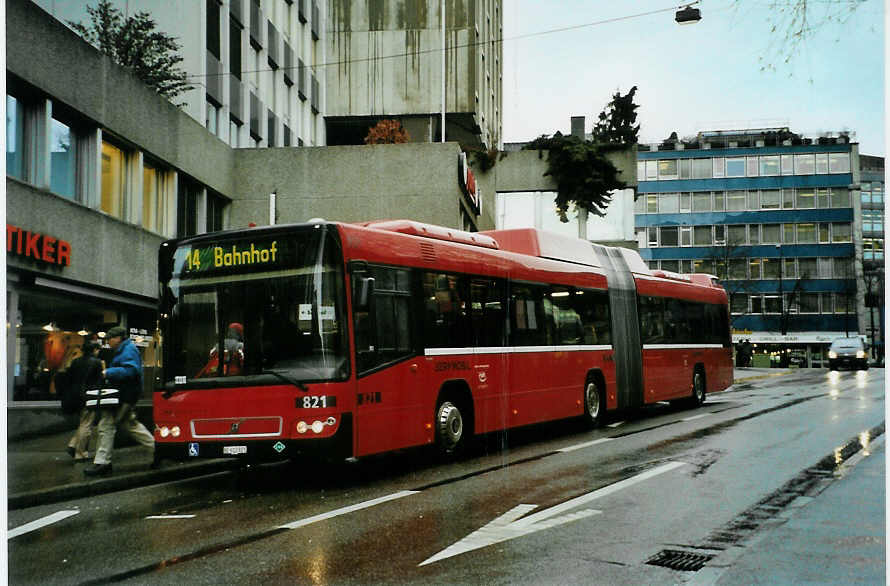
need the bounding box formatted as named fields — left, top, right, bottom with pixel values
left=311, top=420, right=325, bottom=434
left=856, top=350, right=866, bottom=359
left=159, top=426, right=170, bottom=438
left=171, top=426, right=181, bottom=437
left=828, top=351, right=838, bottom=359
left=296, top=421, right=308, bottom=434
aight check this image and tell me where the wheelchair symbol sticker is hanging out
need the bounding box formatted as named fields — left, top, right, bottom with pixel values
left=188, top=442, right=199, bottom=457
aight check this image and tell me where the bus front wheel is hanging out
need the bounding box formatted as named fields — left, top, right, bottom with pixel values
left=583, top=380, right=605, bottom=428
left=436, top=401, right=465, bottom=455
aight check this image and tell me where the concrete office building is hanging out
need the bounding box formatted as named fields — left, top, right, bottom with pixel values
left=635, top=128, right=866, bottom=367
left=32, top=0, right=327, bottom=148
left=325, top=0, right=502, bottom=149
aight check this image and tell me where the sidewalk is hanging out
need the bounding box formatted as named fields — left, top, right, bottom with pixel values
left=693, top=435, right=886, bottom=585
left=6, top=367, right=793, bottom=510
left=7, top=430, right=238, bottom=510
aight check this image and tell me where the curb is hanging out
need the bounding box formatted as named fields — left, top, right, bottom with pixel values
left=8, top=458, right=240, bottom=510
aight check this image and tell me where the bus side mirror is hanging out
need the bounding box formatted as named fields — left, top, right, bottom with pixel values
left=356, top=277, right=375, bottom=311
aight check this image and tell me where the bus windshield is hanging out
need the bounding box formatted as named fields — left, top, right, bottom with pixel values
left=159, top=226, right=348, bottom=387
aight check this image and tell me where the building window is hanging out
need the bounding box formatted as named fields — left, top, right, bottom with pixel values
left=746, top=156, right=758, bottom=177
left=206, top=101, right=220, bottom=135
left=646, top=194, right=657, bottom=213
left=679, top=192, right=692, bottom=212
left=645, top=160, right=657, bottom=180
left=727, top=224, right=747, bottom=246
left=693, top=225, right=712, bottom=246
left=833, top=257, right=853, bottom=279
left=796, top=188, right=815, bottom=208
left=725, top=157, right=745, bottom=177
left=781, top=154, right=794, bottom=175
left=713, top=191, right=725, bottom=211
left=727, top=190, right=745, bottom=211
left=730, top=293, right=747, bottom=314
left=828, top=152, right=850, bottom=174
left=831, top=222, right=852, bottom=243
left=761, top=224, right=780, bottom=243
left=658, top=159, right=677, bottom=180
left=142, top=162, right=173, bottom=236
left=797, top=223, right=816, bottom=243
left=207, top=190, right=228, bottom=232
left=749, top=224, right=759, bottom=245
left=728, top=258, right=747, bottom=280
left=816, top=188, right=830, bottom=209
left=50, top=117, right=76, bottom=200
left=798, top=258, right=817, bottom=279
left=692, top=158, right=711, bottom=179
left=760, top=189, right=781, bottom=209
left=177, top=177, right=200, bottom=237
left=794, top=153, right=815, bottom=175
left=818, top=223, right=830, bottom=243
left=101, top=140, right=126, bottom=219
left=783, top=224, right=795, bottom=243
left=759, top=155, right=779, bottom=176
left=660, top=226, right=679, bottom=246
left=678, top=158, right=691, bottom=179
left=659, top=192, right=679, bottom=213
left=6, top=94, right=25, bottom=180
left=762, top=257, right=779, bottom=279
left=782, top=189, right=795, bottom=209
left=747, top=190, right=759, bottom=210
left=692, top=192, right=711, bottom=212
left=712, top=157, right=724, bottom=178
left=680, top=226, right=692, bottom=246
left=799, top=292, right=819, bottom=313
left=830, top=188, right=850, bottom=208
left=815, top=152, right=829, bottom=174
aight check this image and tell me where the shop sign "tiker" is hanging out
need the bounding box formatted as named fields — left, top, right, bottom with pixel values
left=6, top=224, right=71, bottom=266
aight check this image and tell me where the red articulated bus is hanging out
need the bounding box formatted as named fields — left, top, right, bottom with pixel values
left=153, top=219, right=733, bottom=462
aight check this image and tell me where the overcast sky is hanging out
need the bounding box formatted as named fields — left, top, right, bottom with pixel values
left=501, top=0, right=885, bottom=156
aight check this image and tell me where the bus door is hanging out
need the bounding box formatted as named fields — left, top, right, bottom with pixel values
left=592, top=245, right=644, bottom=410
left=351, top=265, right=428, bottom=457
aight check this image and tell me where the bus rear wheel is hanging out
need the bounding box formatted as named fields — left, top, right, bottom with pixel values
left=435, top=401, right=465, bottom=455
left=690, top=369, right=706, bottom=407
left=583, top=380, right=605, bottom=428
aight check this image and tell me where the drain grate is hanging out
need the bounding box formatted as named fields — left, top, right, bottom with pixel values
left=646, top=549, right=714, bottom=572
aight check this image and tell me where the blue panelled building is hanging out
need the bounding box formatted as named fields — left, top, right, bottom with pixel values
left=635, top=128, right=881, bottom=368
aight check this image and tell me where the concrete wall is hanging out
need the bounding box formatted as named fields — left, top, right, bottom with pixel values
left=230, top=141, right=496, bottom=230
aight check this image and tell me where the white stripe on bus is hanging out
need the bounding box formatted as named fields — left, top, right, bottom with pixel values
left=425, top=345, right=612, bottom=356
left=642, top=344, right=724, bottom=350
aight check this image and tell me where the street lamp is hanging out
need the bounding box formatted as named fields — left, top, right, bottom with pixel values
left=675, top=4, right=702, bottom=24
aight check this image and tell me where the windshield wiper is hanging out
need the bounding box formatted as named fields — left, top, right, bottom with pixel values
left=262, top=369, right=309, bottom=391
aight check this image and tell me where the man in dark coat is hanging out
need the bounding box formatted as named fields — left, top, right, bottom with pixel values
left=65, top=340, right=104, bottom=461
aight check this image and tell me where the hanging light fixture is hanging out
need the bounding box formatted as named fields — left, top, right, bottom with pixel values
left=675, top=3, right=701, bottom=24
left=42, top=323, right=55, bottom=332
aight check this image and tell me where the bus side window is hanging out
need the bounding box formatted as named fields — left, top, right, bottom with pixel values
left=422, top=272, right=469, bottom=349
left=576, top=289, right=611, bottom=346
left=470, top=278, right=505, bottom=347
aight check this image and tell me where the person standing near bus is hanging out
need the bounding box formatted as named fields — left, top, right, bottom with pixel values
left=64, top=340, right=104, bottom=461
left=84, top=326, right=155, bottom=476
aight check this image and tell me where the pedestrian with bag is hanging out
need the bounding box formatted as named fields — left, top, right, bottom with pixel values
left=84, top=326, right=155, bottom=477
left=63, top=340, right=104, bottom=461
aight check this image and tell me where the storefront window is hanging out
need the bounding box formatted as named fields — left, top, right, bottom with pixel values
left=7, top=95, right=25, bottom=180
left=9, top=289, right=157, bottom=403
left=101, top=141, right=126, bottom=218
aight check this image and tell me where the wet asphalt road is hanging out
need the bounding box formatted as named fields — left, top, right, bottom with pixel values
left=8, top=368, right=885, bottom=585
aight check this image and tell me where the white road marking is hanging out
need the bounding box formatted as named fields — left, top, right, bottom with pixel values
left=682, top=413, right=710, bottom=422
left=607, top=421, right=625, bottom=428
left=279, top=490, right=419, bottom=530
left=557, top=437, right=614, bottom=453
left=420, top=461, right=686, bottom=566
left=8, top=510, right=80, bottom=539
left=145, top=514, right=196, bottom=519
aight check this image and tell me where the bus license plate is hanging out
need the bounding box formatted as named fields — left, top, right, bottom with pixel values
left=223, top=445, right=247, bottom=455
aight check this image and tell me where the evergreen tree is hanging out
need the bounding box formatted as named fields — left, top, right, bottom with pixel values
left=69, top=0, right=192, bottom=100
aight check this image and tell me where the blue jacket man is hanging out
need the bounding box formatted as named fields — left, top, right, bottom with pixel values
left=104, top=334, right=144, bottom=406
left=84, top=326, right=155, bottom=476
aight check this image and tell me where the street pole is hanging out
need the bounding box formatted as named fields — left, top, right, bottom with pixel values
left=440, top=0, right=446, bottom=143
